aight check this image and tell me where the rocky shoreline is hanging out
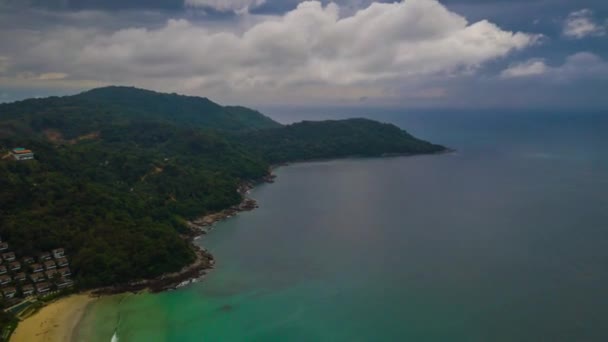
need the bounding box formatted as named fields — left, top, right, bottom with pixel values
left=91, top=172, right=277, bottom=296
left=88, top=151, right=453, bottom=296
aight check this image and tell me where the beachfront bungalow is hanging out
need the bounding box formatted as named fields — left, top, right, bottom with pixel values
left=30, top=263, right=43, bottom=273
left=9, top=261, right=20, bottom=271
left=52, top=248, right=65, bottom=259
left=2, top=252, right=15, bottom=262
left=23, top=256, right=35, bottom=264
left=57, top=267, right=71, bottom=277
left=0, top=266, right=6, bottom=275
left=57, top=278, right=73, bottom=289
left=44, top=260, right=56, bottom=270
left=13, top=273, right=26, bottom=282
left=0, top=275, right=11, bottom=285
left=22, top=284, right=35, bottom=296
left=2, top=287, right=16, bottom=299
left=30, top=273, right=45, bottom=283
left=0, top=243, right=8, bottom=252
left=56, top=257, right=69, bottom=267
left=35, top=282, right=50, bottom=294
left=11, top=148, right=35, bottom=161
left=38, top=252, right=51, bottom=262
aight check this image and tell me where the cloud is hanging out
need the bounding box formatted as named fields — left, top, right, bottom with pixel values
left=563, top=9, right=606, bottom=39
left=552, top=52, right=608, bottom=81
left=0, top=0, right=537, bottom=104
left=500, top=52, right=608, bottom=81
left=184, top=0, right=265, bottom=13
left=0, top=56, right=8, bottom=73
left=37, top=72, right=69, bottom=80
left=501, top=59, right=548, bottom=78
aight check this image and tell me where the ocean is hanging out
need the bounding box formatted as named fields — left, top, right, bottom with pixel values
left=74, top=110, right=608, bottom=342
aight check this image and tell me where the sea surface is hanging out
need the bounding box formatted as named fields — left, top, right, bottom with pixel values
left=75, top=110, right=608, bottom=342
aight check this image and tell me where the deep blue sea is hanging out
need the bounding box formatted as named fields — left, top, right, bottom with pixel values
left=77, top=110, right=608, bottom=342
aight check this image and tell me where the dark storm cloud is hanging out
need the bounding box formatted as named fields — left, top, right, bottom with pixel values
left=0, top=0, right=184, bottom=10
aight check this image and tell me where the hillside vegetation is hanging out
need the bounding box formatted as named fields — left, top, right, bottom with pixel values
left=238, top=118, right=445, bottom=163
left=0, top=87, right=445, bottom=288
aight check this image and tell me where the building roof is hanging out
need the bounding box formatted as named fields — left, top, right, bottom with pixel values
left=44, top=260, right=56, bottom=267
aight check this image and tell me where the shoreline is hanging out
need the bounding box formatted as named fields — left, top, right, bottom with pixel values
left=10, top=293, right=95, bottom=342
left=89, top=172, right=276, bottom=296
left=74, top=151, right=453, bottom=295
left=9, top=151, right=451, bottom=341
left=9, top=173, right=276, bottom=342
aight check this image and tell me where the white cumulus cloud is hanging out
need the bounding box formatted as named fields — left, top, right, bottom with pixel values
left=563, top=9, right=606, bottom=39
left=500, top=52, right=608, bottom=82
left=501, top=59, right=548, bottom=79
left=1, top=0, right=538, bottom=104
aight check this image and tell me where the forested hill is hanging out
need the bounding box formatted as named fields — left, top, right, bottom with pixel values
left=0, top=86, right=281, bottom=140
left=238, top=118, right=446, bottom=164
left=0, top=87, right=445, bottom=289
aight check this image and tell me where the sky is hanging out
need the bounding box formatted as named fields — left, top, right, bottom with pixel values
left=0, top=0, right=607, bottom=109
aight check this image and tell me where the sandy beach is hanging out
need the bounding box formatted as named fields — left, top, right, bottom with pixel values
left=11, top=293, right=96, bottom=342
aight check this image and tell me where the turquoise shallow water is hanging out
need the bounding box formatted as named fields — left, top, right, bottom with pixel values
left=75, top=111, right=608, bottom=342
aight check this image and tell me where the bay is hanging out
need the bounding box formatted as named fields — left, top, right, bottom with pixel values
left=75, top=111, right=608, bottom=342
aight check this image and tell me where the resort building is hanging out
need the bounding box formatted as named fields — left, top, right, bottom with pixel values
left=9, top=261, right=20, bottom=271
left=30, top=263, right=43, bottom=273
left=58, top=267, right=71, bottom=277
left=0, top=266, right=6, bottom=275
left=2, top=287, right=16, bottom=299
left=35, top=282, right=50, bottom=294
left=44, top=260, right=56, bottom=270
left=10, top=148, right=34, bottom=161
left=0, top=275, right=11, bottom=285
left=38, top=252, right=51, bottom=261
left=2, top=252, right=15, bottom=262
left=13, top=273, right=26, bottom=282
left=22, top=284, right=35, bottom=296
left=52, top=248, right=65, bottom=259
left=56, top=257, right=69, bottom=267
left=45, top=270, right=59, bottom=280
left=0, top=243, right=8, bottom=252
left=30, top=273, right=45, bottom=283
left=57, top=278, right=73, bottom=289
left=23, top=256, right=35, bottom=264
